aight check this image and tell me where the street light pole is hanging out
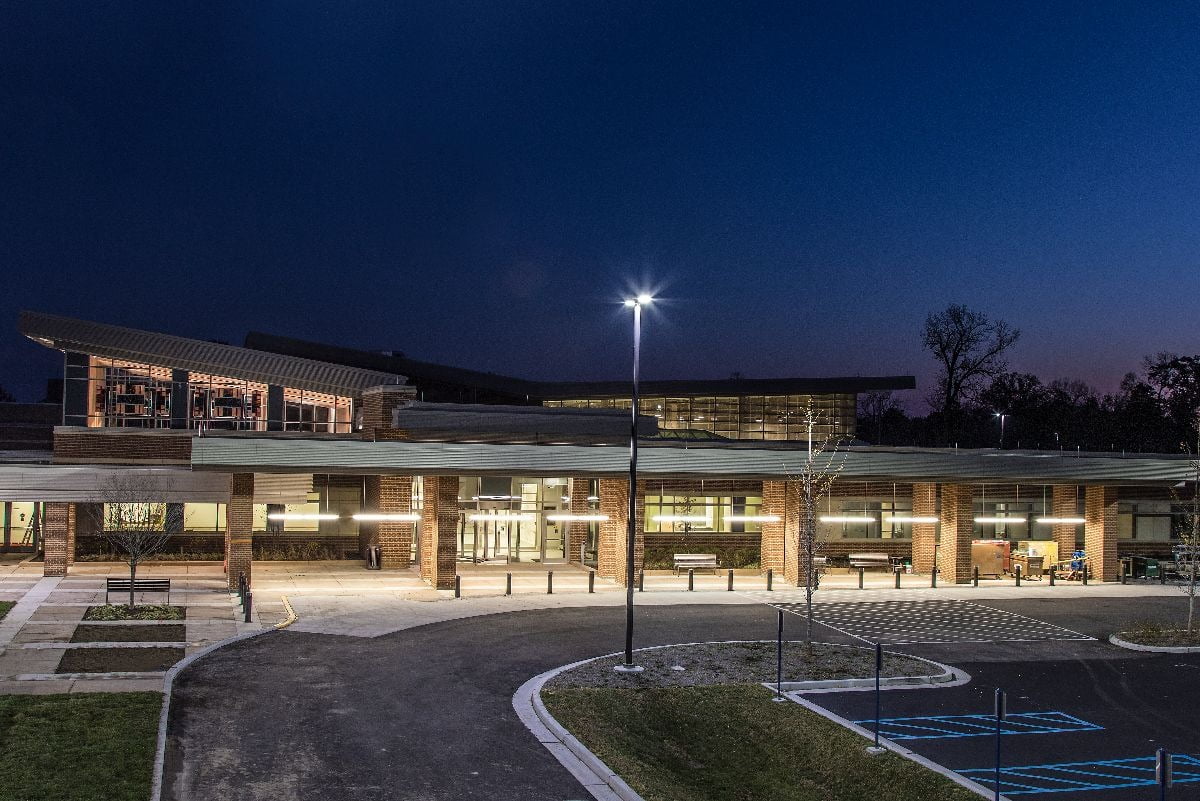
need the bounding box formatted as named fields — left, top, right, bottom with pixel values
left=617, top=294, right=651, bottom=672
left=995, top=412, right=1007, bottom=449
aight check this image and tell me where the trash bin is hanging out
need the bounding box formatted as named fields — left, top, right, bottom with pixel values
left=366, top=545, right=381, bottom=570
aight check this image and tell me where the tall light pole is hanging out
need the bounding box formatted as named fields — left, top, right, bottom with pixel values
left=995, top=412, right=1008, bottom=449
left=616, top=294, right=652, bottom=672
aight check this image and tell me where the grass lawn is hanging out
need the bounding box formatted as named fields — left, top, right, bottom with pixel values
left=0, top=601, right=13, bottom=621
left=0, top=692, right=161, bottom=801
left=542, top=685, right=981, bottom=801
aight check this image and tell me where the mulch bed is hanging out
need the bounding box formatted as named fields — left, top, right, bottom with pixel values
left=71, top=624, right=186, bottom=643
left=83, top=605, right=186, bottom=621
left=56, top=647, right=184, bottom=673
left=547, top=641, right=933, bottom=690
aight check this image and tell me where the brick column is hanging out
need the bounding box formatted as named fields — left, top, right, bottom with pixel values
left=567, top=476, right=591, bottom=564
left=363, top=475, right=415, bottom=568
left=911, top=483, right=938, bottom=574
left=361, top=384, right=415, bottom=440
left=1085, top=486, right=1119, bottom=581
left=760, top=480, right=807, bottom=587
left=420, top=476, right=458, bottom=589
left=1052, top=485, right=1080, bottom=561
left=938, top=484, right=974, bottom=584
left=225, top=473, right=254, bottom=591
left=597, top=478, right=645, bottom=586
left=43, top=502, right=75, bottom=577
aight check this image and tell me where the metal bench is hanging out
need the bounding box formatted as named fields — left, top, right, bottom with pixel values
left=847, top=552, right=891, bottom=572
left=673, top=553, right=721, bottom=575
left=105, top=578, right=171, bottom=604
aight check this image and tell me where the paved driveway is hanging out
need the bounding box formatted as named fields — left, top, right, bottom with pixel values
left=162, top=594, right=1199, bottom=801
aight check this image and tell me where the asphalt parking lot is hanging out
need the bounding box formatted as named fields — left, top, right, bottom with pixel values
left=162, top=593, right=1200, bottom=801
left=780, top=596, right=1200, bottom=799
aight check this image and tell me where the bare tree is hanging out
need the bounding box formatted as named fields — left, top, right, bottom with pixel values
left=784, top=401, right=847, bottom=647
left=857, top=390, right=901, bottom=443
left=923, top=304, right=1020, bottom=432
left=99, top=472, right=181, bottom=607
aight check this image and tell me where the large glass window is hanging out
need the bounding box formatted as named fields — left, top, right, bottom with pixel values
left=644, top=495, right=764, bottom=533
left=188, top=371, right=267, bottom=431
left=89, top=358, right=173, bottom=428
left=543, top=393, right=856, bottom=441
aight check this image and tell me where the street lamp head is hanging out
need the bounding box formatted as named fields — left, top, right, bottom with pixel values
left=623, top=299, right=636, bottom=307
left=624, top=294, right=654, bottom=307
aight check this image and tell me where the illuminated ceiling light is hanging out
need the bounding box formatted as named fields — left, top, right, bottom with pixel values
left=1034, top=516, right=1086, bottom=525
left=651, top=515, right=709, bottom=523
left=468, top=512, right=536, bottom=522
left=819, top=515, right=874, bottom=524
left=267, top=513, right=339, bottom=521
left=352, top=513, right=420, bottom=522
left=546, top=514, right=610, bottom=522
left=884, top=515, right=940, bottom=524
left=727, top=515, right=780, bottom=523
left=974, top=516, right=1028, bottom=524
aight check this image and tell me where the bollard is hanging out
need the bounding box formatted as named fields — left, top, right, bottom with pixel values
left=1049, top=565, right=1056, bottom=586
left=243, top=591, right=252, bottom=623
left=505, top=572, right=512, bottom=596
left=767, top=568, right=774, bottom=591
left=772, top=608, right=785, bottom=701
left=1156, top=747, right=1173, bottom=800
left=454, top=574, right=461, bottom=598
left=1015, top=564, right=1021, bottom=587
left=994, top=689, right=1006, bottom=801
left=1082, top=564, right=1088, bottom=586
left=973, top=565, right=980, bottom=587
left=931, top=567, right=937, bottom=588
left=727, top=569, right=734, bottom=592
left=874, top=642, right=883, bottom=748
left=638, top=569, right=645, bottom=592
left=858, top=566, right=865, bottom=590
left=894, top=570, right=901, bottom=589
left=688, top=568, right=695, bottom=592
left=588, top=570, right=595, bottom=594
left=1121, top=563, right=1127, bottom=585
left=238, top=572, right=247, bottom=605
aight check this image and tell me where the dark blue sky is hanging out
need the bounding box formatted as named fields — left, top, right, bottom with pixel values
left=3, top=1, right=1198, bottom=405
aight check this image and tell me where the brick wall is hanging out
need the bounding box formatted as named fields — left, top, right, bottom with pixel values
left=1085, top=485, right=1119, bottom=581
left=939, top=484, right=974, bottom=583
left=53, top=428, right=191, bottom=464
left=361, top=386, right=414, bottom=441
left=420, top=475, right=458, bottom=589
left=567, top=476, right=591, bottom=564
left=225, top=473, right=253, bottom=590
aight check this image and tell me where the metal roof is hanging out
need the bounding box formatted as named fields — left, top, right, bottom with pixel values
left=189, top=438, right=1196, bottom=486
left=244, top=331, right=916, bottom=399
left=19, top=311, right=409, bottom=397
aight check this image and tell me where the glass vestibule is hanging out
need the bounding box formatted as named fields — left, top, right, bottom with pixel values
left=456, top=476, right=570, bottom=563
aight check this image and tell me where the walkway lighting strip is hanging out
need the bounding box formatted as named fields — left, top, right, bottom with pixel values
left=726, top=515, right=781, bottom=523
left=974, top=516, right=1027, bottom=524
left=467, top=512, right=536, bottom=522
left=352, top=513, right=421, bottom=522
left=884, top=515, right=940, bottom=524
left=819, top=515, right=874, bottom=523
left=1034, top=516, right=1087, bottom=525
left=651, top=515, right=709, bottom=523
left=546, top=514, right=609, bottom=522
left=266, top=513, right=339, bottom=521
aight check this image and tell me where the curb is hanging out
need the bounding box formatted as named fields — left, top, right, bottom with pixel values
left=514, top=656, right=647, bottom=801
left=513, top=641, right=963, bottom=801
left=1109, top=633, right=1200, bottom=653
left=149, top=619, right=272, bottom=801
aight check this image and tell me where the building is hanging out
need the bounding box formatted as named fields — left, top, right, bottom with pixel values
left=4, top=310, right=1195, bottom=590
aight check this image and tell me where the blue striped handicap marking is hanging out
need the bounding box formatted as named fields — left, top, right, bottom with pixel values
left=853, top=711, right=1101, bottom=740
left=958, top=754, right=1200, bottom=795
